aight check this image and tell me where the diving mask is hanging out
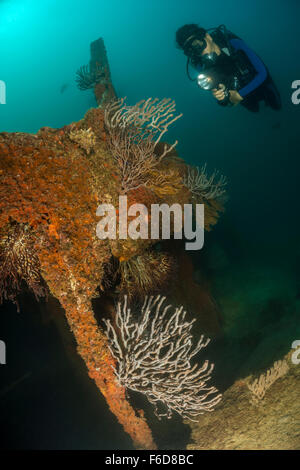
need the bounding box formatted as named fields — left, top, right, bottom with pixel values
left=183, top=35, right=207, bottom=60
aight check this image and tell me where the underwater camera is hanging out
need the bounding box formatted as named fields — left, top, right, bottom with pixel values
left=197, top=69, right=230, bottom=105
left=196, top=67, right=239, bottom=105
left=197, top=70, right=221, bottom=90
left=196, top=66, right=236, bottom=91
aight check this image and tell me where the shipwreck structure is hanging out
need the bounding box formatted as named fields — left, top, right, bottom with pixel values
left=0, top=39, right=226, bottom=449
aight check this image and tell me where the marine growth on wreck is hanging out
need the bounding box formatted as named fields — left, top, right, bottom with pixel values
left=0, top=85, right=226, bottom=448
left=2, top=11, right=299, bottom=451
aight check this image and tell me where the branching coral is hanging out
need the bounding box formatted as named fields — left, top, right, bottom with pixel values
left=118, top=250, right=177, bottom=298
left=0, top=222, right=47, bottom=310
left=75, top=63, right=105, bottom=90
left=104, top=98, right=182, bottom=193
left=181, top=164, right=227, bottom=232
left=104, top=295, right=222, bottom=421
left=76, top=38, right=116, bottom=106
left=69, top=127, right=97, bottom=155
left=247, top=360, right=289, bottom=404
left=183, top=164, right=227, bottom=202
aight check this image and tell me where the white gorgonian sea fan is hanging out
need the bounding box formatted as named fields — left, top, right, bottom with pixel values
left=103, top=295, right=222, bottom=421
left=183, top=164, right=227, bottom=201
left=104, top=97, right=182, bottom=193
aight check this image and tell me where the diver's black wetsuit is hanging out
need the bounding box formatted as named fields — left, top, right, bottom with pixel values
left=194, top=28, right=282, bottom=112
left=239, top=73, right=282, bottom=112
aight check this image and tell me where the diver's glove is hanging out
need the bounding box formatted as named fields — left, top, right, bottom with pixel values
left=218, top=87, right=234, bottom=107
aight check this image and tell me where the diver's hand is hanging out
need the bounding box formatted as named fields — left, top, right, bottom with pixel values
left=212, top=85, right=243, bottom=105
left=229, top=90, right=243, bottom=105
left=212, top=84, right=226, bottom=101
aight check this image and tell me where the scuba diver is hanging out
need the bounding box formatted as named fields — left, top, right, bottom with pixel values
left=175, top=24, right=282, bottom=112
